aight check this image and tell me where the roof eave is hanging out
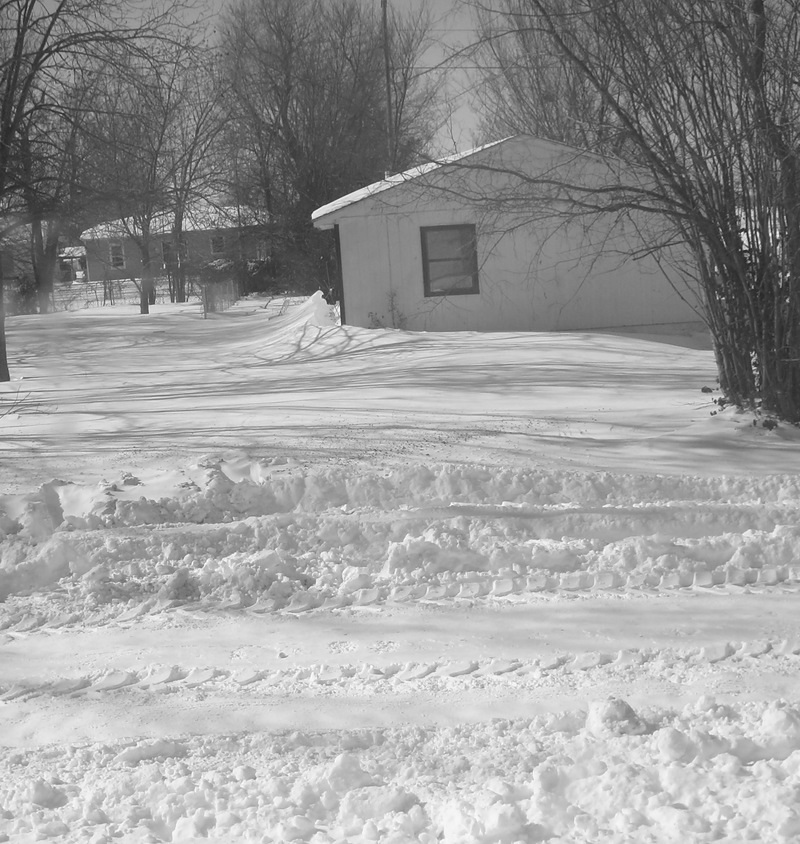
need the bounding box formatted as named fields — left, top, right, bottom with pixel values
left=310, top=137, right=514, bottom=226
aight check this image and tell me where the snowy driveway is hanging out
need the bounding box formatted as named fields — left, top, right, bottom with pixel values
left=1, top=296, right=800, bottom=842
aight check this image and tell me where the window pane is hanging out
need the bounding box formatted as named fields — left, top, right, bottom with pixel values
left=425, top=227, right=471, bottom=261
left=428, top=261, right=474, bottom=293
left=110, top=243, right=124, bottom=268
left=421, top=225, right=478, bottom=297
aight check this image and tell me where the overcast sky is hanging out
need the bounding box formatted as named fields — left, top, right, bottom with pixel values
left=419, top=0, right=482, bottom=151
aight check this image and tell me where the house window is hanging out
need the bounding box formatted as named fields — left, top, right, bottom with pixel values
left=420, top=224, right=479, bottom=296
left=210, top=234, right=225, bottom=255
left=161, top=240, right=174, bottom=269
left=109, top=242, right=125, bottom=269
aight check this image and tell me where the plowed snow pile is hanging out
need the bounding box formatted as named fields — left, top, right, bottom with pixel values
left=1, top=294, right=800, bottom=843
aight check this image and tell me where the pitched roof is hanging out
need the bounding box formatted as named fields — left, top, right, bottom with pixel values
left=311, top=138, right=510, bottom=226
left=81, top=202, right=264, bottom=241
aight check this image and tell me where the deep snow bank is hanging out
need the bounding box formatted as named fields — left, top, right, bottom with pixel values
left=1, top=458, right=799, bottom=618
left=3, top=697, right=800, bottom=843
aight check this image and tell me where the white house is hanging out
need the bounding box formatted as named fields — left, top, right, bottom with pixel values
left=311, top=135, right=702, bottom=332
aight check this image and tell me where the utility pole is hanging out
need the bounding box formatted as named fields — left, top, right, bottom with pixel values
left=381, top=0, right=394, bottom=174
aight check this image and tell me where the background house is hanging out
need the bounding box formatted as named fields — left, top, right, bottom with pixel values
left=80, top=203, right=267, bottom=285
left=312, top=135, right=702, bottom=332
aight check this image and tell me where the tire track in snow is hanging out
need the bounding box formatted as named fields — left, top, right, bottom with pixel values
left=4, top=636, right=800, bottom=704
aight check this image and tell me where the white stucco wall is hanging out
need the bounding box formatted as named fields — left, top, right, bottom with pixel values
left=322, top=137, right=702, bottom=332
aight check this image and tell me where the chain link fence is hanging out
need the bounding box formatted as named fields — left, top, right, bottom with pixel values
left=4, top=273, right=241, bottom=316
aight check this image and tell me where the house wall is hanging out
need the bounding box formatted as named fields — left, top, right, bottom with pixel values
left=324, top=136, right=702, bottom=332
left=336, top=205, right=699, bottom=333
left=83, top=228, right=264, bottom=283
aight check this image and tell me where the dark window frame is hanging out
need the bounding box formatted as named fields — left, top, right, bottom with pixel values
left=420, top=224, right=480, bottom=297
left=109, top=242, right=125, bottom=269
left=161, top=240, right=174, bottom=269
left=210, top=234, right=225, bottom=255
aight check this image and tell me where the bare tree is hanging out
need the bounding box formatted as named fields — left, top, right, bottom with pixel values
left=221, top=0, right=438, bottom=232
left=0, top=0, right=194, bottom=377
left=85, top=41, right=195, bottom=314
left=167, top=53, right=228, bottom=303
left=16, top=68, right=100, bottom=314
left=470, top=2, right=622, bottom=152
left=469, top=0, right=800, bottom=424
left=385, top=2, right=440, bottom=172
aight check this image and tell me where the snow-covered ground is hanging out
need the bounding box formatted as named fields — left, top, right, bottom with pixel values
left=1, top=294, right=800, bottom=843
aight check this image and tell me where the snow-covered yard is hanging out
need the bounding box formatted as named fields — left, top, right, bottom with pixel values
left=1, top=295, right=800, bottom=843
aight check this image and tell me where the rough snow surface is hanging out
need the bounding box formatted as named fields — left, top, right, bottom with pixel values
left=5, top=699, right=800, bottom=843
left=1, top=294, right=800, bottom=842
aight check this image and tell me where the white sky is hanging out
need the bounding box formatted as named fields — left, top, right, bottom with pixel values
left=418, top=0, right=483, bottom=150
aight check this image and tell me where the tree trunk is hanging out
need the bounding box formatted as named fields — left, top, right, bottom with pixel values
left=139, top=228, right=154, bottom=314
left=174, top=209, right=187, bottom=303
left=741, top=0, right=800, bottom=422
left=31, top=220, right=60, bottom=314
left=140, top=264, right=154, bottom=312
left=0, top=262, right=9, bottom=382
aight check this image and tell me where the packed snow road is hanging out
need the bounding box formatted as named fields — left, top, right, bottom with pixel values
left=1, top=296, right=800, bottom=843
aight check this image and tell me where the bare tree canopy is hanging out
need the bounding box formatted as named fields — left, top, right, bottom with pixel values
left=0, top=0, right=193, bottom=211
left=220, top=0, right=439, bottom=232
left=0, top=0, right=198, bottom=374
left=83, top=37, right=217, bottom=313
left=469, top=0, right=800, bottom=424
left=471, top=1, right=620, bottom=151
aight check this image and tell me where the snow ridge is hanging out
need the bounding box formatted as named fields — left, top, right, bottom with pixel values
left=1, top=460, right=799, bottom=628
